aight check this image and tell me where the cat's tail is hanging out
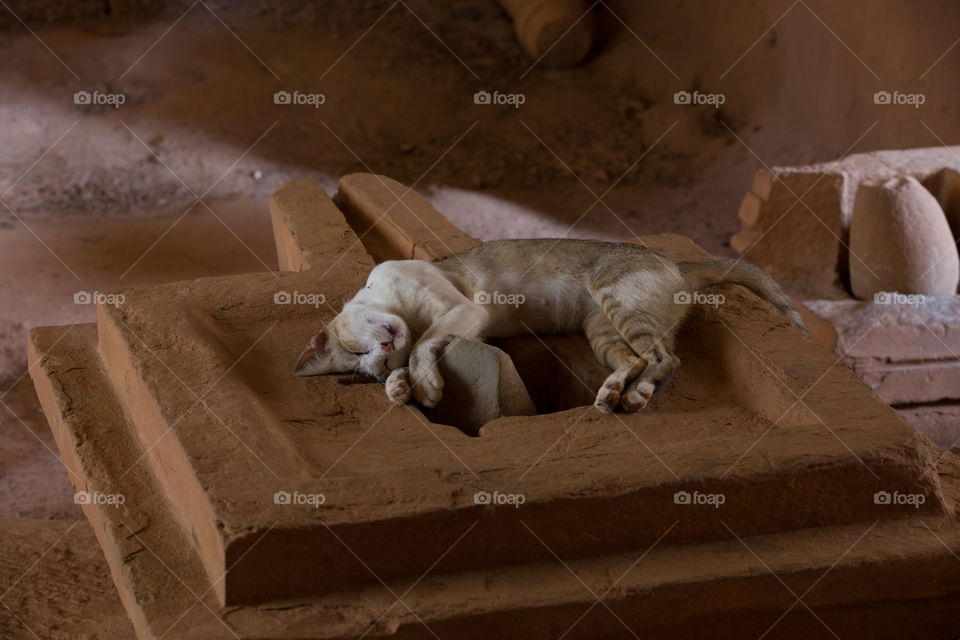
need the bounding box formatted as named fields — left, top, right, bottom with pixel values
left=677, top=258, right=807, bottom=332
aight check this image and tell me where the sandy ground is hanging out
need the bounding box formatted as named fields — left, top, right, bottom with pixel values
left=3, top=0, right=960, bottom=636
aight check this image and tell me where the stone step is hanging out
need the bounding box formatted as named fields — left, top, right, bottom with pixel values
left=858, top=359, right=960, bottom=405
left=897, top=403, right=960, bottom=453
left=805, top=297, right=960, bottom=362
left=28, top=323, right=960, bottom=639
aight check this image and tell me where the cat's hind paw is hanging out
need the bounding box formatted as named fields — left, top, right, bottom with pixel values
left=386, top=367, right=412, bottom=405
left=593, top=378, right=623, bottom=414
left=620, top=381, right=653, bottom=412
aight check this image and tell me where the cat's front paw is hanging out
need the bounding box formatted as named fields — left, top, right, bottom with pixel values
left=411, top=366, right=444, bottom=408
left=386, top=367, right=412, bottom=405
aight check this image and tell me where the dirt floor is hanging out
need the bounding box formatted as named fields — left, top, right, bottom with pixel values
left=3, top=0, right=960, bottom=636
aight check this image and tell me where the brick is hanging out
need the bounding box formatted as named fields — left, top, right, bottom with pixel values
left=729, top=225, right=760, bottom=256
left=805, top=297, right=960, bottom=362
left=869, top=146, right=960, bottom=180
left=732, top=170, right=847, bottom=299
left=899, top=403, right=960, bottom=452
left=737, top=189, right=764, bottom=226
left=860, top=360, right=960, bottom=405
left=629, top=232, right=712, bottom=262
left=269, top=178, right=375, bottom=277
left=334, top=173, right=481, bottom=262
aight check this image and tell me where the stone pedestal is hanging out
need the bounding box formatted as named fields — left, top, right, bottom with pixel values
left=30, top=175, right=960, bottom=639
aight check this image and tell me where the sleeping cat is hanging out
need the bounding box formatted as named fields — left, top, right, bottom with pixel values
left=293, top=239, right=805, bottom=413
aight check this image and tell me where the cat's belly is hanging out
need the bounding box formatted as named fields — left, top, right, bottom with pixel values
left=478, top=290, right=597, bottom=337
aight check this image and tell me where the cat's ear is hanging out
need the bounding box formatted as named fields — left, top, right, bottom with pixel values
left=294, top=331, right=333, bottom=376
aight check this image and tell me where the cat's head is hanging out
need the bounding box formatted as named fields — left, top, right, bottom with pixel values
left=294, top=303, right=410, bottom=380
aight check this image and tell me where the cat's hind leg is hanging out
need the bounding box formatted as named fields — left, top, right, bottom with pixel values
left=583, top=310, right=648, bottom=413
left=591, top=264, right=687, bottom=411
left=621, top=344, right=679, bottom=411
left=608, top=310, right=682, bottom=411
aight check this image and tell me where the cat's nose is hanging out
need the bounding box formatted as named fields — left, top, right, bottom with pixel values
left=381, top=341, right=395, bottom=353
